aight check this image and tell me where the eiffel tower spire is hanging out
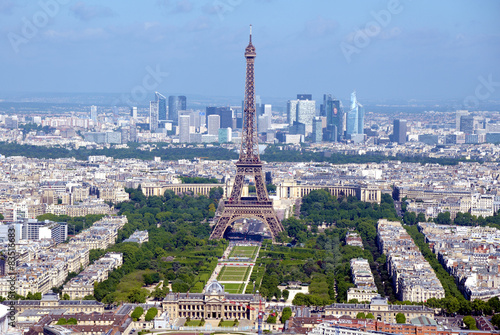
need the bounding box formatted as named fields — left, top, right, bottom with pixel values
left=240, top=24, right=258, bottom=164
left=209, top=26, right=284, bottom=241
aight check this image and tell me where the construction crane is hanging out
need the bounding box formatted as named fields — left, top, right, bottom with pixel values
left=226, top=293, right=273, bottom=335
left=258, top=298, right=264, bottom=335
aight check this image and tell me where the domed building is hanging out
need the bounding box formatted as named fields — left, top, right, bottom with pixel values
left=162, top=280, right=264, bottom=321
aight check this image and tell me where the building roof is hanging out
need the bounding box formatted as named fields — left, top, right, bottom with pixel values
left=410, top=315, right=437, bottom=326
left=206, top=280, right=224, bottom=295
left=41, top=291, right=59, bottom=301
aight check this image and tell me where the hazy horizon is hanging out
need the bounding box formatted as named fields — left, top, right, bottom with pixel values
left=1, top=0, right=499, bottom=106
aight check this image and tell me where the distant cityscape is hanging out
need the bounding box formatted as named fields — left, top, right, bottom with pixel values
left=0, top=92, right=499, bottom=155
left=0, top=2, right=499, bottom=333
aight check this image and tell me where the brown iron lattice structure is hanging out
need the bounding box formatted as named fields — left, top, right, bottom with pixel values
left=209, top=26, right=284, bottom=241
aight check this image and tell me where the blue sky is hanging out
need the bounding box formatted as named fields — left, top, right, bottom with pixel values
left=0, top=0, right=499, bottom=102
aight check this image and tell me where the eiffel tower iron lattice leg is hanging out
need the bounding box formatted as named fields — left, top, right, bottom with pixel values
left=209, top=26, right=284, bottom=241
left=210, top=163, right=284, bottom=240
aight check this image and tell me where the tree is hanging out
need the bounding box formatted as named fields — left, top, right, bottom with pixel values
left=395, top=313, right=406, bottom=324
left=366, top=313, right=375, bottom=319
left=445, top=297, right=460, bottom=314
left=403, top=212, right=416, bottom=225
left=356, top=312, right=366, bottom=319
left=143, top=272, right=160, bottom=285
left=128, top=288, right=147, bottom=303
left=208, top=203, right=216, bottom=217
left=281, top=307, right=292, bottom=323
left=171, top=280, right=190, bottom=293
left=56, top=318, right=67, bottom=325
left=416, top=213, right=426, bottom=223
left=209, top=187, right=224, bottom=201
left=282, top=289, right=290, bottom=301
left=67, top=318, right=77, bottom=325
left=463, top=315, right=478, bottom=330
left=488, top=297, right=500, bottom=313
left=131, top=306, right=144, bottom=321
left=473, top=299, right=489, bottom=315
left=152, top=286, right=167, bottom=300
left=145, top=307, right=158, bottom=321
left=83, top=295, right=95, bottom=300
left=267, top=184, right=277, bottom=194
left=376, top=254, right=386, bottom=265
left=0, top=213, right=4, bottom=220
left=62, top=293, right=70, bottom=300
left=26, top=292, right=42, bottom=300
left=435, top=212, right=451, bottom=225
left=492, top=313, right=500, bottom=328
left=292, top=293, right=309, bottom=306
left=266, top=314, right=277, bottom=324
left=274, top=289, right=282, bottom=300
left=102, top=293, right=116, bottom=305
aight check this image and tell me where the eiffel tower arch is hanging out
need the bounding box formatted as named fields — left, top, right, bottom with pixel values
left=210, top=26, right=284, bottom=241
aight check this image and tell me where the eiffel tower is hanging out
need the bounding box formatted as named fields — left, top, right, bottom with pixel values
left=210, top=26, right=285, bottom=241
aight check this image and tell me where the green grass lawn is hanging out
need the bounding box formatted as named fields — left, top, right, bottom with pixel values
left=229, top=246, right=258, bottom=259
left=185, top=320, right=203, bottom=326
left=222, top=283, right=244, bottom=294
left=217, top=266, right=250, bottom=282
left=219, top=320, right=238, bottom=327
left=114, top=269, right=155, bottom=302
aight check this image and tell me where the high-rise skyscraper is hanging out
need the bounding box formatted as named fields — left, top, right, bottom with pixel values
left=90, top=105, right=97, bottom=122
left=456, top=110, right=469, bottom=130
left=258, top=114, right=271, bottom=133
left=179, top=115, right=190, bottom=143
left=255, top=95, right=262, bottom=115
left=393, top=119, right=407, bottom=144
left=320, top=94, right=330, bottom=117
left=149, top=101, right=159, bottom=132
left=155, top=92, right=167, bottom=121
left=287, top=100, right=298, bottom=126
left=296, top=98, right=316, bottom=127
left=261, top=104, right=272, bottom=116
left=312, top=117, right=323, bottom=143
left=346, top=91, right=364, bottom=137
left=169, top=95, right=187, bottom=125
left=131, top=106, right=138, bottom=119
left=207, top=114, right=221, bottom=136
left=323, top=94, right=343, bottom=142
left=460, top=115, right=476, bottom=134
left=206, top=107, right=233, bottom=129
left=121, top=126, right=137, bottom=144
left=218, top=128, right=232, bottom=143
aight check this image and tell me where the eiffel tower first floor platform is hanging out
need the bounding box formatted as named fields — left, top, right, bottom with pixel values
left=209, top=197, right=284, bottom=241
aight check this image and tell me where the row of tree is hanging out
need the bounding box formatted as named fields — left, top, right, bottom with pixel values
left=93, top=186, right=226, bottom=303
left=257, top=191, right=400, bottom=305
left=179, top=176, right=219, bottom=184
left=0, top=142, right=472, bottom=166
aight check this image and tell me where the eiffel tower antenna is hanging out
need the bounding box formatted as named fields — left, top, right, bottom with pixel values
left=209, top=26, right=284, bottom=241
